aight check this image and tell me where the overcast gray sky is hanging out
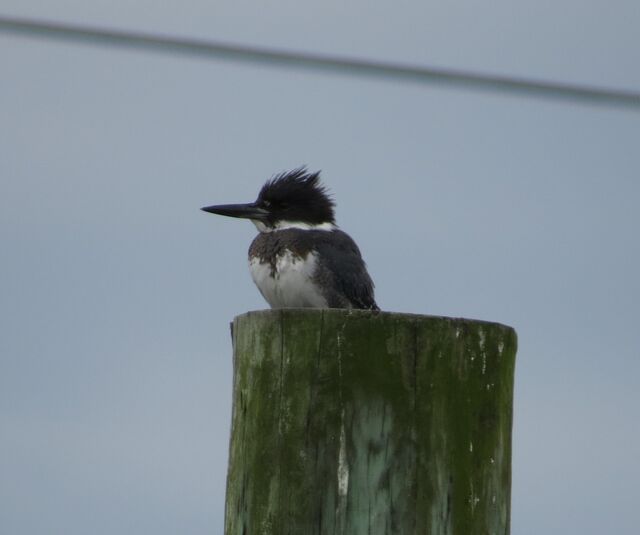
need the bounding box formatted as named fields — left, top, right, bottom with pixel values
left=1, top=2, right=639, bottom=534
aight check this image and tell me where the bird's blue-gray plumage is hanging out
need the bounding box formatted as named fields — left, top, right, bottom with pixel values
left=202, top=167, right=379, bottom=311
left=249, top=228, right=378, bottom=310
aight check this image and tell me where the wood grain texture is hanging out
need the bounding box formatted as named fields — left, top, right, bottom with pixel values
left=225, top=309, right=517, bottom=535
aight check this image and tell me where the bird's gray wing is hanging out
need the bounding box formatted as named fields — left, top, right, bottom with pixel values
left=312, top=230, right=379, bottom=310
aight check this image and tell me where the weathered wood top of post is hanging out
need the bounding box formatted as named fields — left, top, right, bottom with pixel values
left=226, top=309, right=517, bottom=535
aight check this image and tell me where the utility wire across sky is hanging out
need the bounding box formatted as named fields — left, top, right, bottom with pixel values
left=2, top=15, right=640, bottom=110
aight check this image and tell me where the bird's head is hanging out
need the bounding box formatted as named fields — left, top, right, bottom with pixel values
left=202, top=167, right=336, bottom=232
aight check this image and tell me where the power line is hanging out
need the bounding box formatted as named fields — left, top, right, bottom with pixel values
left=2, top=15, right=639, bottom=110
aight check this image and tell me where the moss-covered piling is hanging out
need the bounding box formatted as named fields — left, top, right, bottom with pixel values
left=225, top=309, right=517, bottom=535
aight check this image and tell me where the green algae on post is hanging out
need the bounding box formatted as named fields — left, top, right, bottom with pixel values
left=225, top=309, right=517, bottom=535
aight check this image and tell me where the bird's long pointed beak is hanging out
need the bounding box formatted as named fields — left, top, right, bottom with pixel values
left=201, top=202, right=268, bottom=220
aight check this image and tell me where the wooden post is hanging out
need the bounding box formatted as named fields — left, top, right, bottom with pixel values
left=225, top=309, right=517, bottom=535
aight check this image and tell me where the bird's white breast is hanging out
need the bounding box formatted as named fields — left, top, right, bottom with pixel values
left=249, top=250, right=328, bottom=308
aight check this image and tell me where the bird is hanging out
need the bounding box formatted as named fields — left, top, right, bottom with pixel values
left=201, top=167, right=379, bottom=310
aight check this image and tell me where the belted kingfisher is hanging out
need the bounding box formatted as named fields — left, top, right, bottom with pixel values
left=202, top=168, right=379, bottom=310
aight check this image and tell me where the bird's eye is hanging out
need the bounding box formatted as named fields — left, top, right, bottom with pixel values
left=263, top=200, right=271, bottom=208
